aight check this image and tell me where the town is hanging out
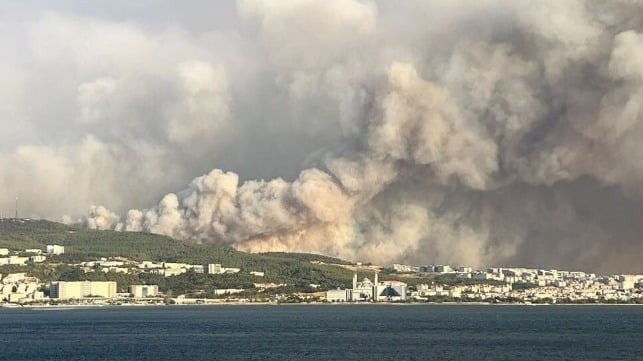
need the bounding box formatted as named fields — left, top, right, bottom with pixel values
left=327, top=264, right=643, bottom=304
left=1, top=242, right=642, bottom=306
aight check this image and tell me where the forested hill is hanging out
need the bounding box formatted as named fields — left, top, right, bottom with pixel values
left=0, top=219, right=348, bottom=264
left=0, top=218, right=356, bottom=290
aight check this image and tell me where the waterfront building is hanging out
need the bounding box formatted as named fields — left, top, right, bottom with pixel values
left=326, top=273, right=409, bottom=302
left=129, top=285, right=159, bottom=298
left=351, top=273, right=376, bottom=301
left=326, top=288, right=352, bottom=302
left=374, top=280, right=407, bottom=302
left=50, top=281, right=116, bottom=299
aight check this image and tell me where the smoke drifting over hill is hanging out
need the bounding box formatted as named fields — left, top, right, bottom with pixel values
left=2, top=1, right=643, bottom=273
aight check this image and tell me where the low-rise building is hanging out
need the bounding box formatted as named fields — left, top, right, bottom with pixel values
left=208, top=264, right=222, bottom=274
left=375, top=280, right=407, bottom=302
left=326, top=288, right=352, bottom=302
left=129, top=285, right=159, bottom=298
left=187, top=265, right=205, bottom=274
left=30, top=255, right=47, bottom=263
left=46, top=245, right=65, bottom=255
left=7, top=256, right=28, bottom=265
left=138, top=261, right=163, bottom=269
left=435, top=265, right=453, bottom=273
left=214, top=289, right=244, bottom=296
left=161, top=268, right=187, bottom=277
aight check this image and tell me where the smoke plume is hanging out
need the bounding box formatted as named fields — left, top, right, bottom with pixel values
left=2, top=0, right=643, bottom=273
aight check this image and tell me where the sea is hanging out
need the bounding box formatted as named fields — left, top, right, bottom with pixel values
left=0, top=304, right=642, bottom=361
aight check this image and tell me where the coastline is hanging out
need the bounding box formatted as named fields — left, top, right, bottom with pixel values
left=3, top=301, right=643, bottom=310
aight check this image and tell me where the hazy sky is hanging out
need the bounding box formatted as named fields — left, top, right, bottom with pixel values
left=1, top=0, right=643, bottom=273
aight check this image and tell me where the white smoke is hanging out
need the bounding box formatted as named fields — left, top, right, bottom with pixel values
left=3, top=0, right=643, bottom=272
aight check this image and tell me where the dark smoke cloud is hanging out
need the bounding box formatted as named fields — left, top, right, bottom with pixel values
left=2, top=0, right=643, bottom=273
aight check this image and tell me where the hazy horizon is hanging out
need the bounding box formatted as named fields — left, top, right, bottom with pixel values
left=2, top=1, right=643, bottom=273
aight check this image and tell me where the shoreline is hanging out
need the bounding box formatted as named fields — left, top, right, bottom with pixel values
left=3, top=301, right=642, bottom=310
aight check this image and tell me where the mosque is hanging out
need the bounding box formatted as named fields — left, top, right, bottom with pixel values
left=326, top=272, right=407, bottom=302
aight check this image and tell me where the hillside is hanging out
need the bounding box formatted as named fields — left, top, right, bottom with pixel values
left=0, top=219, right=358, bottom=293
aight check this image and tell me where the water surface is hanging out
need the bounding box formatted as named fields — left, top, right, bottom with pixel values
left=0, top=305, right=641, bottom=360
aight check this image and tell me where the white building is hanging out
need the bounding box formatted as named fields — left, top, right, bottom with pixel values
left=138, top=261, right=163, bottom=269
left=3, top=273, right=27, bottom=284
left=161, top=268, right=187, bottom=277
left=352, top=273, right=376, bottom=301
left=129, top=285, right=159, bottom=298
left=213, top=289, right=244, bottom=296
left=618, top=276, right=636, bottom=290
left=374, top=280, right=408, bottom=302
left=0, top=248, right=8, bottom=256
left=8, top=256, right=28, bottom=265
left=188, top=265, right=205, bottom=274
left=29, top=255, right=47, bottom=263
left=163, top=262, right=188, bottom=269
left=435, top=265, right=453, bottom=273
left=46, top=245, right=65, bottom=255
left=393, top=264, right=414, bottom=273
left=208, top=264, right=222, bottom=274
left=250, top=271, right=265, bottom=277
left=50, top=281, right=116, bottom=299
left=100, top=261, right=124, bottom=267
left=25, top=249, right=42, bottom=254
left=326, top=288, right=352, bottom=302
left=346, top=273, right=409, bottom=302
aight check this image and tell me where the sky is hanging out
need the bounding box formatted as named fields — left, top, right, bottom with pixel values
left=1, top=0, right=643, bottom=273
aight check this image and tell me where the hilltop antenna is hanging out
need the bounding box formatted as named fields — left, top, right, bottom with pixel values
left=15, top=196, right=18, bottom=219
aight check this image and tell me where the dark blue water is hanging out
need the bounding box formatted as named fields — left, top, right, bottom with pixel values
left=0, top=305, right=641, bottom=361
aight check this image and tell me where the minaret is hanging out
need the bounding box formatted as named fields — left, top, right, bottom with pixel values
left=373, top=272, right=379, bottom=302
left=351, top=273, right=358, bottom=302
left=14, top=196, right=18, bottom=219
